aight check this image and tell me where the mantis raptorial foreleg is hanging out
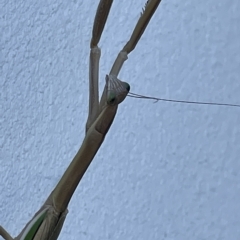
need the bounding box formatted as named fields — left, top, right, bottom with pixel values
left=110, top=0, right=161, bottom=76
left=0, top=0, right=162, bottom=239
left=100, top=0, right=161, bottom=107
left=86, top=0, right=114, bottom=131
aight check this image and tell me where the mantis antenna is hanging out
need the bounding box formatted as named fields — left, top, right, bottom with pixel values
left=128, top=92, right=240, bottom=108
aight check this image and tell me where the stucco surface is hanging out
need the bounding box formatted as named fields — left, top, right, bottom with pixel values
left=1, top=0, right=240, bottom=239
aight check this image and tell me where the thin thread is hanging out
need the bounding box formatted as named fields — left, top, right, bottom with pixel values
left=128, top=92, right=240, bottom=108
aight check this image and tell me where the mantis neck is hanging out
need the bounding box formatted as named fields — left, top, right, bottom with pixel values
left=46, top=105, right=118, bottom=213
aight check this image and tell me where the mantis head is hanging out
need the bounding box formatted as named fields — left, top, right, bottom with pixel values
left=106, top=74, right=130, bottom=106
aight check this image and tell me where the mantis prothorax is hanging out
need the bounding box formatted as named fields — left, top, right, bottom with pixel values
left=0, top=0, right=162, bottom=239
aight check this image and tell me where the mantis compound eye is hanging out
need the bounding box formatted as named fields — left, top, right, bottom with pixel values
left=124, top=82, right=130, bottom=92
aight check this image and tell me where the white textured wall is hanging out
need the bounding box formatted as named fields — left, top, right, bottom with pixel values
left=1, top=0, right=240, bottom=239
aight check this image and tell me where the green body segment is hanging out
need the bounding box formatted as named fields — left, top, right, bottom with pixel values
left=23, top=209, right=48, bottom=240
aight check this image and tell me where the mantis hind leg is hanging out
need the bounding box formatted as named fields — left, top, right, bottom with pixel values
left=0, top=226, right=14, bottom=240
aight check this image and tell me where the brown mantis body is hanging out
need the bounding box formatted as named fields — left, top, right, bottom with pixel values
left=1, top=1, right=239, bottom=239
left=0, top=0, right=162, bottom=239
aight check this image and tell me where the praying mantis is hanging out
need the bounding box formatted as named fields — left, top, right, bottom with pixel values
left=1, top=0, right=240, bottom=239
left=0, top=0, right=162, bottom=239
